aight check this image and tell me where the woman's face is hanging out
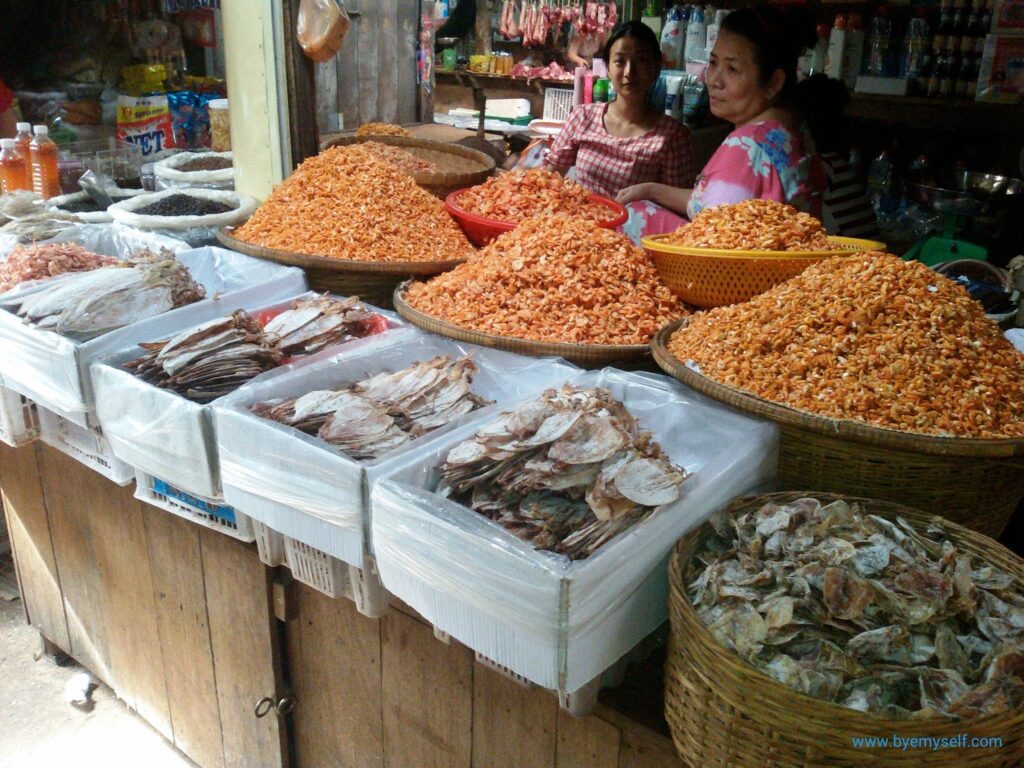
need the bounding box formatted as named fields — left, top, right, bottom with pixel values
left=706, top=30, right=781, bottom=125
left=607, top=36, right=660, bottom=103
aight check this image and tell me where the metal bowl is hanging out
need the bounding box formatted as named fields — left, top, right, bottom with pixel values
left=961, top=172, right=1024, bottom=196
left=908, top=171, right=1024, bottom=217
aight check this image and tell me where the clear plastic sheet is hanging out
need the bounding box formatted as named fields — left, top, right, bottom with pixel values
left=214, top=331, right=579, bottom=565
left=0, top=245, right=305, bottom=424
left=371, top=368, right=778, bottom=691
left=1008, top=328, right=1024, bottom=353
left=92, top=292, right=399, bottom=500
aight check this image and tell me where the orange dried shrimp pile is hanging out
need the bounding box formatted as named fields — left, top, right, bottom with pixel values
left=664, top=199, right=834, bottom=251
left=360, top=141, right=438, bottom=175
left=457, top=169, right=612, bottom=223
left=356, top=122, right=413, bottom=138
left=233, top=145, right=472, bottom=263
left=668, top=252, right=1024, bottom=438
left=405, top=214, right=686, bottom=345
left=0, top=242, right=116, bottom=293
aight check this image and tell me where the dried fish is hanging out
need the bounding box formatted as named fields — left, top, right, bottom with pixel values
left=689, top=496, right=1024, bottom=718
left=438, top=385, right=686, bottom=560
left=263, top=295, right=386, bottom=356
left=251, top=355, right=490, bottom=460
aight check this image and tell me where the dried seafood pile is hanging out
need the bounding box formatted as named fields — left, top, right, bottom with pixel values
left=667, top=252, right=1024, bottom=437
left=0, top=242, right=116, bottom=293
left=263, top=295, right=388, bottom=357
left=404, top=214, right=685, bottom=345
left=0, top=210, right=83, bottom=244
left=356, top=122, right=414, bottom=138
left=126, top=311, right=282, bottom=403
left=438, top=385, right=686, bottom=560
left=457, top=168, right=612, bottom=223
left=360, top=141, right=438, bottom=176
left=664, top=199, right=834, bottom=251
left=689, top=496, right=1024, bottom=718
left=251, top=355, right=490, bottom=460
left=233, top=145, right=472, bottom=263
left=8, top=249, right=205, bottom=340
left=124, top=295, right=388, bottom=403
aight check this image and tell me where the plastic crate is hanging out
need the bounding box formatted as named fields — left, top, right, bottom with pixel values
left=284, top=536, right=349, bottom=598
left=38, top=408, right=133, bottom=485
left=543, top=88, right=574, bottom=121
left=253, top=520, right=287, bottom=567
left=0, top=385, right=40, bottom=448
left=135, top=471, right=255, bottom=542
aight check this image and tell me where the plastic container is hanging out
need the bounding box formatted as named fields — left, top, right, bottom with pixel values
left=208, top=99, right=231, bottom=153
left=0, top=139, right=30, bottom=193
left=661, top=6, right=686, bottom=69
left=0, top=384, right=40, bottom=448
left=134, top=470, right=256, bottom=542
left=29, top=126, right=61, bottom=200
left=37, top=407, right=133, bottom=485
left=13, top=123, right=32, bottom=163
left=685, top=5, right=707, bottom=63
left=592, top=78, right=609, bottom=103
left=444, top=188, right=628, bottom=246
left=867, top=5, right=894, bottom=76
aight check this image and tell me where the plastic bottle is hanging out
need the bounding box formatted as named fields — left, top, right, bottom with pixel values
left=29, top=125, right=61, bottom=200
left=902, top=10, right=930, bottom=88
left=826, top=14, right=848, bottom=80
left=685, top=5, right=706, bottom=63
left=705, top=9, right=728, bottom=58
left=867, top=149, right=898, bottom=217
left=867, top=6, right=893, bottom=76
left=583, top=70, right=595, bottom=104
left=661, top=6, right=685, bottom=70
left=844, top=14, right=866, bottom=86
left=14, top=122, right=32, bottom=162
left=0, top=139, right=30, bottom=193
left=592, top=78, right=609, bottom=103
left=573, top=66, right=585, bottom=107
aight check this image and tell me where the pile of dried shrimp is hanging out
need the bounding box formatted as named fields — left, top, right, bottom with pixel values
left=0, top=242, right=116, bottom=293
left=664, top=199, right=834, bottom=251
left=456, top=168, right=612, bottom=223
left=356, top=122, right=414, bottom=138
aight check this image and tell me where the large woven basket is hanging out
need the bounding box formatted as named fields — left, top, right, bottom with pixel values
left=216, top=227, right=465, bottom=310
left=641, top=235, right=886, bottom=308
left=653, top=318, right=1024, bottom=539
left=319, top=135, right=495, bottom=199
left=667, top=491, right=1024, bottom=768
left=393, top=284, right=653, bottom=369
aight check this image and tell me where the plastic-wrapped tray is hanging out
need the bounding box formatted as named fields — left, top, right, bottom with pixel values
left=370, top=368, right=778, bottom=695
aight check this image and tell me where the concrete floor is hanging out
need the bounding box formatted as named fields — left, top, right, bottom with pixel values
left=0, top=594, right=197, bottom=768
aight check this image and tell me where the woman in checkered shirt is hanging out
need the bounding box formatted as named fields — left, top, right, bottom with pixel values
left=544, top=22, right=697, bottom=201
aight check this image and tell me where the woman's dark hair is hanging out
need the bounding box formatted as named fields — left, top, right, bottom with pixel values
left=601, top=21, right=662, bottom=65
left=795, top=74, right=851, bottom=154
left=720, top=5, right=817, bottom=101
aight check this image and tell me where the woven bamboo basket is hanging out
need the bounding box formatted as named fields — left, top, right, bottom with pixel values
left=652, top=318, right=1024, bottom=539
left=216, top=227, right=465, bottom=310
left=393, top=284, right=654, bottom=369
left=319, top=135, right=496, bottom=199
left=666, top=491, right=1024, bottom=768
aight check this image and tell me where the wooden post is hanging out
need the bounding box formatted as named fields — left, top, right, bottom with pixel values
left=281, top=0, right=320, bottom=168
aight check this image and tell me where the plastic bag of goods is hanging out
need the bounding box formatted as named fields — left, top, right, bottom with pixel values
left=297, top=0, right=351, bottom=62
left=154, top=151, right=234, bottom=191
left=108, top=188, right=256, bottom=247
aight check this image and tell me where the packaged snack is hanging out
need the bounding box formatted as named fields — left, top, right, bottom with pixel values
left=116, top=94, right=178, bottom=159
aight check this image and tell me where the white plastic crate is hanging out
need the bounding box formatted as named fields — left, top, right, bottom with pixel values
left=543, top=87, right=574, bottom=121
left=134, top=471, right=255, bottom=542
left=281, top=536, right=390, bottom=617
left=38, top=408, right=133, bottom=485
left=0, top=384, right=40, bottom=447
left=253, top=520, right=287, bottom=567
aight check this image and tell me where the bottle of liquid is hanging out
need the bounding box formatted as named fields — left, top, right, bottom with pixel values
left=592, top=78, right=610, bottom=103
left=903, top=11, right=930, bottom=89
left=0, top=139, right=30, bottom=193
left=844, top=14, right=867, bottom=87
left=867, top=149, right=898, bottom=217
left=661, top=6, right=685, bottom=70
left=826, top=14, right=848, bottom=81
left=809, top=23, right=830, bottom=76
left=29, top=125, right=61, bottom=200
left=583, top=70, right=595, bottom=104
left=14, top=122, right=32, bottom=161
left=685, top=5, right=706, bottom=63
left=867, top=6, right=893, bottom=76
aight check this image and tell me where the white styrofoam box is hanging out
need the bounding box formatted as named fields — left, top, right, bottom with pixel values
left=0, top=383, right=40, bottom=447
left=38, top=407, right=133, bottom=485
left=370, top=368, right=779, bottom=694
left=214, top=331, right=580, bottom=567
left=485, top=97, right=531, bottom=118
left=0, top=238, right=306, bottom=426
left=92, top=295, right=403, bottom=499
left=134, top=471, right=255, bottom=542
left=253, top=520, right=287, bottom=567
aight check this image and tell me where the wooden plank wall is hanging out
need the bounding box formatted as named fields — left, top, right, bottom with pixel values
left=316, top=0, right=420, bottom=132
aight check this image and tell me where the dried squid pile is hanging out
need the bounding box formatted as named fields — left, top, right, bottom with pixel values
left=8, top=249, right=205, bottom=341
left=667, top=252, right=1024, bottom=437
left=359, top=141, right=438, bottom=176
left=233, top=145, right=472, bottom=263
left=456, top=168, right=612, bottom=223
left=404, top=214, right=685, bottom=345
left=664, top=199, right=834, bottom=251
left=126, top=311, right=283, bottom=403
left=251, top=355, right=490, bottom=460
left=438, top=385, right=686, bottom=560
left=0, top=242, right=116, bottom=293
left=126, top=295, right=387, bottom=403
left=689, top=497, right=1024, bottom=718
left=356, top=122, right=414, bottom=138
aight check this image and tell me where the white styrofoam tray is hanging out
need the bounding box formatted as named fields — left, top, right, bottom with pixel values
left=0, top=237, right=306, bottom=427
left=370, top=368, right=779, bottom=694
left=214, top=331, right=579, bottom=567
left=91, top=295, right=404, bottom=500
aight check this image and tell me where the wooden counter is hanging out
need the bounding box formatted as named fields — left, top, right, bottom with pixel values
left=0, top=440, right=686, bottom=768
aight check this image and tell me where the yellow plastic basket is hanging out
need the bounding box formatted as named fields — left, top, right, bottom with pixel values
left=642, top=235, right=886, bottom=308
